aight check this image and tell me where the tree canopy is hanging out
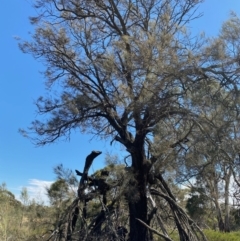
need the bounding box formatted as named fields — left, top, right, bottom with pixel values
left=19, top=0, right=240, bottom=240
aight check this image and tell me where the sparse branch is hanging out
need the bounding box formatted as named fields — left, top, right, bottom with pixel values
left=150, top=188, right=208, bottom=241
left=136, top=218, right=174, bottom=241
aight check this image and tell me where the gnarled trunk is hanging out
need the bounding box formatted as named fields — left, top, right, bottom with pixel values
left=128, top=192, right=149, bottom=241
left=128, top=139, right=150, bottom=241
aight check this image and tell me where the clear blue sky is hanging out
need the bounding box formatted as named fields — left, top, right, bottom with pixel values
left=1, top=0, right=240, bottom=203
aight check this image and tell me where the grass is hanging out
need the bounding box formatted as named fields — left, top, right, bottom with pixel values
left=155, top=230, right=240, bottom=241
left=204, top=230, right=240, bottom=241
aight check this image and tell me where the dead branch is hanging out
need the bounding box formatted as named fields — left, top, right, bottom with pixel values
left=136, top=218, right=174, bottom=241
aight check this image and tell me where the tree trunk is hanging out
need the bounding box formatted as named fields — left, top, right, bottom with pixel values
left=206, top=176, right=225, bottom=232
left=128, top=142, right=150, bottom=241
left=215, top=202, right=225, bottom=232
left=129, top=194, right=148, bottom=241
left=213, top=182, right=225, bottom=232
left=224, top=168, right=232, bottom=232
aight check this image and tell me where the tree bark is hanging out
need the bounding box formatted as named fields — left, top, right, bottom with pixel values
left=128, top=140, right=150, bottom=241
left=128, top=186, right=148, bottom=241
left=206, top=176, right=225, bottom=232
left=224, top=167, right=232, bottom=232
left=214, top=200, right=225, bottom=232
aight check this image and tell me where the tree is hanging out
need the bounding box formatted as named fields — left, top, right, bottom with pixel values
left=47, top=179, right=70, bottom=206
left=180, top=82, right=240, bottom=232
left=186, top=187, right=208, bottom=222
left=19, top=1, right=240, bottom=240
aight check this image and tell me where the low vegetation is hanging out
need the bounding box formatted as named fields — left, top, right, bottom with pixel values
left=1, top=160, right=240, bottom=241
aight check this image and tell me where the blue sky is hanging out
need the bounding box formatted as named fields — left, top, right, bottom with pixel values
left=1, top=0, right=240, bottom=203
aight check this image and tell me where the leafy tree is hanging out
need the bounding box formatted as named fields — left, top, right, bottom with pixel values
left=19, top=0, right=240, bottom=240
left=186, top=187, right=209, bottom=226
left=47, top=179, right=70, bottom=206
left=181, top=83, right=240, bottom=232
